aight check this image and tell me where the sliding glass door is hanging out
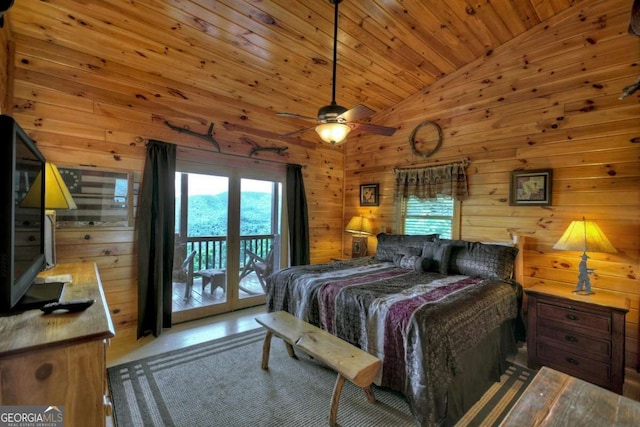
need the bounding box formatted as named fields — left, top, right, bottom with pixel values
left=172, top=163, right=284, bottom=323
left=238, top=178, right=281, bottom=300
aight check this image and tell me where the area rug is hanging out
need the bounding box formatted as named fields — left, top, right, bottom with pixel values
left=108, top=328, right=534, bottom=427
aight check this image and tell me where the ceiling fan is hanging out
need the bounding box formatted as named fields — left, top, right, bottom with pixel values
left=277, top=0, right=397, bottom=145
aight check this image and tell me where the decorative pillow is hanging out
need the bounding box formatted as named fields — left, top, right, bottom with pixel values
left=448, top=241, right=518, bottom=280
left=393, top=254, right=429, bottom=271
left=397, top=246, right=422, bottom=256
left=375, top=233, right=438, bottom=261
left=421, top=241, right=453, bottom=275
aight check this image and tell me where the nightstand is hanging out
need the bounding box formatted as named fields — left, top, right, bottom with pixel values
left=525, top=283, right=629, bottom=394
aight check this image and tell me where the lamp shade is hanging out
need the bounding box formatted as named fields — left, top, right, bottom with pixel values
left=345, top=216, right=373, bottom=235
left=315, top=122, right=351, bottom=145
left=553, top=218, right=616, bottom=254
left=21, top=163, right=77, bottom=209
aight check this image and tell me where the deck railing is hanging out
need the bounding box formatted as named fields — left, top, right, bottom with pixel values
left=182, top=234, right=276, bottom=271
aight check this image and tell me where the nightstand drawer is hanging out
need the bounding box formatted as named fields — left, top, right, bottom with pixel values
left=537, top=323, right=611, bottom=362
left=537, top=302, right=611, bottom=335
left=537, top=341, right=611, bottom=388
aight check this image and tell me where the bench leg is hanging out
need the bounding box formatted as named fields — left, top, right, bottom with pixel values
left=285, top=342, right=296, bottom=358
left=362, top=385, right=376, bottom=403
left=329, top=374, right=345, bottom=427
left=200, top=276, right=207, bottom=292
left=261, top=331, right=273, bottom=370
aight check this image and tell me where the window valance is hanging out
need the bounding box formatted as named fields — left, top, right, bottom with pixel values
left=393, top=160, right=469, bottom=201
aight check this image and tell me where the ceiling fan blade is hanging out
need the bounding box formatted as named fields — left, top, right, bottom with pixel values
left=280, top=126, right=315, bottom=137
left=339, top=104, right=375, bottom=122
left=276, top=112, right=317, bottom=122
left=349, top=122, right=397, bottom=136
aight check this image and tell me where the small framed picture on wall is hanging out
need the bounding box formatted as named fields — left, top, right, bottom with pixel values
left=509, top=169, right=553, bottom=206
left=360, top=184, right=379, bottom=206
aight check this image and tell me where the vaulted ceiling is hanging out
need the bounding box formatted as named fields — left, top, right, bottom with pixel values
left=9, top=0, right=584, bottom=145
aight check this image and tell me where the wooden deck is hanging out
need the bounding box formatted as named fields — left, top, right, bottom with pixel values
left=172, top=273, right=264, bottom=312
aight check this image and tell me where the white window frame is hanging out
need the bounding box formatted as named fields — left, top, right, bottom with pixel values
left=396, top=195, right=461, bottom=239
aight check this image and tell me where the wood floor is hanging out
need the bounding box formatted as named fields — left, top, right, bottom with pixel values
left=107, top=305, right=640, bottom=407
left=107, top=305, right=266, bottom=367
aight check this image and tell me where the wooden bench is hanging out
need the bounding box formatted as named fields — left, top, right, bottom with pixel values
left=254, top=311, right=381, bottom=427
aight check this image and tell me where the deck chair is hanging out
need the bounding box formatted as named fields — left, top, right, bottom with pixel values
left=238, top=247, right=274, bottom=293
left=180, top=250, right=197, bottom=300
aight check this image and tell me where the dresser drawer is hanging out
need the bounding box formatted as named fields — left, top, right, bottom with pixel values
left=537, top=301, right=611, bottom=335
left=537, top=322, right=611, bottom=362
left=537, top=341, right=611, bottom=388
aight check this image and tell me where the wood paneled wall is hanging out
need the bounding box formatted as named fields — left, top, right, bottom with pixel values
left=3, top=39, right=346, bottom=348
left=345, top=0, right=640, bottom=368
left=0, top=17, right=11, bottom=113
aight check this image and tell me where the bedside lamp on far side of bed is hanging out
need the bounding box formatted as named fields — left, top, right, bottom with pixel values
left=345, top=215, right=373, bottom=258
left=553, top=217, right=616, bottom=295
left=22, top=162, right=77, bottom=268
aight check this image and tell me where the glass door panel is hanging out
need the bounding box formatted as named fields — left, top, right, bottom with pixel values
left=238, top=178, right=281, bottom=301
left=173, top=172, right=229, bottom=322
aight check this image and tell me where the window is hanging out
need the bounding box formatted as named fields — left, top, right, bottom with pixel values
left=399, top=195, right=458, bottom=239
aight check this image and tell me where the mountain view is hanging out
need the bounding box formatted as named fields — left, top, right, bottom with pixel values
left=177, top=191, right=274, bottom=237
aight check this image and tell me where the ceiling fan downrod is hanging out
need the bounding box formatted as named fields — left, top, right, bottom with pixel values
left=329, top=0, right=341, bottom=108
left=317, top=0, right=348, bottom=124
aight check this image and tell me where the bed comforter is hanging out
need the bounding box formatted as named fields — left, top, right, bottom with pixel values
left=266, top=257, right=519, bottom=426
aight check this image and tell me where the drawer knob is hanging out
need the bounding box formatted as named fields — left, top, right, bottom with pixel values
left=566, top=357, right=579, bottom=365
left=565, top=314, right=579, bottom=321
left=565, top=335, right=578, bottom=342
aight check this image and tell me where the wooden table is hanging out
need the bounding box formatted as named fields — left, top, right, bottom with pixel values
left=500, top=367, right=640, bottom=426
left=196, top=268, right=226, bottom=294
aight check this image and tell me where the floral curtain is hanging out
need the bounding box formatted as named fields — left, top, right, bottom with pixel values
left=393, top=160, right=469, bottom=201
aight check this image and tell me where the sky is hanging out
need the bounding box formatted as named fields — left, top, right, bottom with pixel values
left=176, top=173, right=273, bottom=196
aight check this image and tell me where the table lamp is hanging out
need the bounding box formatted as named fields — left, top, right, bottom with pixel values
left=553, top=217, right=616, bottom=295
left=345, top=215, right=373, bottom=257
left=22, top=162, right=77, bottom=267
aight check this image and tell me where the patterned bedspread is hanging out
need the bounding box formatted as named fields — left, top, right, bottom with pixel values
left=266, top=257, right=519, bottom=426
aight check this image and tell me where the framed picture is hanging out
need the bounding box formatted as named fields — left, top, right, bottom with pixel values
left=510, top=169, right=553, bottom=206
left=360, top=183, right=379, bottom=206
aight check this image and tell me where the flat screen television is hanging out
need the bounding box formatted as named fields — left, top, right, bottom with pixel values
left=0, top=115, right=49, bottom=313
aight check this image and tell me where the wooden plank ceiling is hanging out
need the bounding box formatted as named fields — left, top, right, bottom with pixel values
left=9, top=0, right=583, bottom=146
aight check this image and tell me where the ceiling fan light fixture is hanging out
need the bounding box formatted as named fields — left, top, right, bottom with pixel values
left=315, top=122, right=351, bottom=145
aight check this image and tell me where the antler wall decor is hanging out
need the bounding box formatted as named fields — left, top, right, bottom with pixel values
left=241, top=137, right=288, bottom=158
left=164, top=120, right=288, bottom=159
left=164, top=120, right=221, bottom=152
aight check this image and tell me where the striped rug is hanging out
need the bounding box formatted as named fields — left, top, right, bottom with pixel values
left=108, top=328, right=534, bottom=427
left=456, top=364, right=534, bottom=426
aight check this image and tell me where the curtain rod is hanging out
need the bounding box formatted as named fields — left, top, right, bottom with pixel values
left=392, top=157, right=469, bottom=173
left=146, top=138, right=307, bottom=169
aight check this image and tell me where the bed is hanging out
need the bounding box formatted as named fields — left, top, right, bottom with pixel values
left=266, top=234, right=525, bottom=427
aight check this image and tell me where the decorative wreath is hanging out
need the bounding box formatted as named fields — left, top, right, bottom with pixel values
left=409, top=121, right=443, bottom=158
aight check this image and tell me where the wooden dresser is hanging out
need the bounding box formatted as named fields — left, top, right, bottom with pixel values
left=0, top=262, right=115, bottom=427
left=525, top=282, right=629, bottom=394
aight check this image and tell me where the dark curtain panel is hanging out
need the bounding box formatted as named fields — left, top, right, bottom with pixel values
left=630, top=0, right=639, bottom=35
left=286, top=164, right=310, bottom=266
left=137, top=140, right=177, bottom=338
